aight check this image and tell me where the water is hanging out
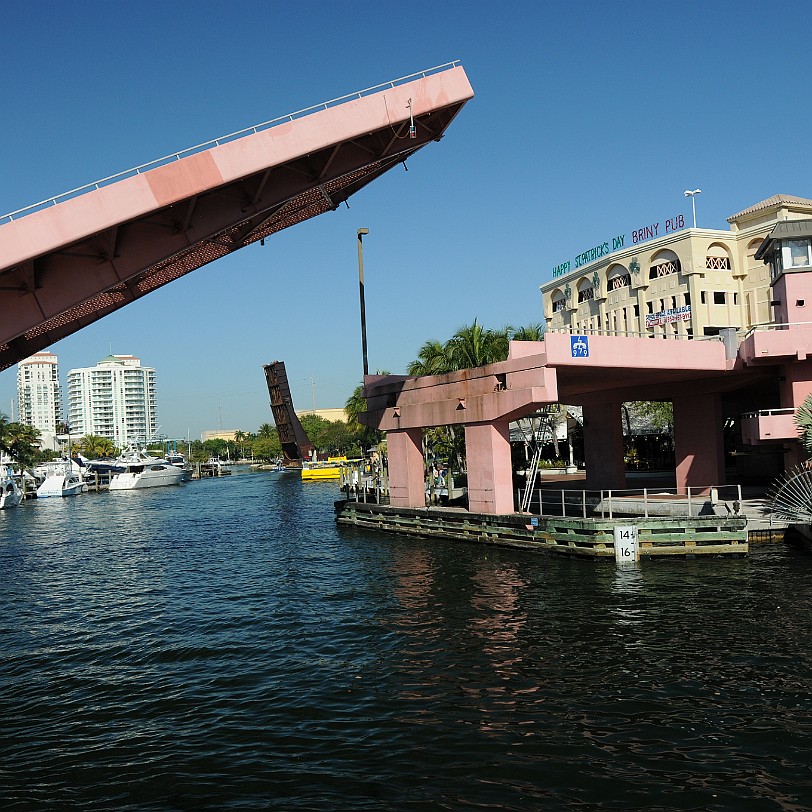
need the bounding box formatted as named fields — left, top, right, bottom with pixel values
left=1, top=470, right=812, bottom=811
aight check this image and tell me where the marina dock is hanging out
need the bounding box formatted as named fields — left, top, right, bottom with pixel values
left=335, top=467, right=784, bottom=558
left=335, top=500, right=750, bottom=559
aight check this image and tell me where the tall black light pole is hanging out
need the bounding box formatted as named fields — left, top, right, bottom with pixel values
left=357, top=228, right=369, bottom=377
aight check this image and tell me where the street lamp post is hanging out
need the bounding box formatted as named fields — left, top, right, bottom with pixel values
left=684, top=189, right=702, bottom=228
left=357, top=228, right=369, bottom=377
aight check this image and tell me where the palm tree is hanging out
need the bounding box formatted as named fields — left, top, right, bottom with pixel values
left=407, top=339, right=453, bottom=376
left=234, top=430, right=247, bottom=459
left=510, top=322, right=546, bottom=342
left=4, top=422, right=40, bottom=469
left=79, top=434, right=116, bottom=459
left=795, top=394, right=812, bottom=457
left=345, top=370, right=390, bottom=450
left=0, top=412, right=10, bottom=455
left=345, top=384, right=368, bottom=435
left=446, top=319, right=509, bottom=370
left=258, top=423, right=275, bottom=439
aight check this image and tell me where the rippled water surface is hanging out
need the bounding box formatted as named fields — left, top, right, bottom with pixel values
left=2, top=470, right=812, bottom=810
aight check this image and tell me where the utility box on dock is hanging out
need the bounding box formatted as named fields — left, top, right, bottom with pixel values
left=614, top=525, right=639, bottom=563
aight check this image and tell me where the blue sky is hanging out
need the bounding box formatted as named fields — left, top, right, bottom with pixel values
left=2, top=0, right=811, bottom=440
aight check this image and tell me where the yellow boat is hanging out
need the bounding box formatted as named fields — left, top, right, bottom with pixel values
left=300, top=456, right=349, bottom=481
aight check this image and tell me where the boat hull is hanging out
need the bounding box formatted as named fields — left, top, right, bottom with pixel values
left=109, top=466, right=185, bottom=490
left=301, top=466, right=342, bottom=481
left=36, top=474, right=85, bottom=498
left=0, top=479, right=23, bottom=509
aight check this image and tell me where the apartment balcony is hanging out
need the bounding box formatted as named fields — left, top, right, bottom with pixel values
left=740, top=409, right=799, bottom=445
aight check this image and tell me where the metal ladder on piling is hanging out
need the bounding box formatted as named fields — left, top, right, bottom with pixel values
left=519, top=407, right=556, bottom=513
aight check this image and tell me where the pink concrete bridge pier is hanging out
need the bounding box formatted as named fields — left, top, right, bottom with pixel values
left=361, top=321, right=812, bottom=515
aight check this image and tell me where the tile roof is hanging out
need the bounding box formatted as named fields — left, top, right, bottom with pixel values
left=727, top=194, right=812, bottom=222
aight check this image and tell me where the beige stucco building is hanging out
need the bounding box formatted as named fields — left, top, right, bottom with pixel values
left=541, top=194, right=812, bottom=338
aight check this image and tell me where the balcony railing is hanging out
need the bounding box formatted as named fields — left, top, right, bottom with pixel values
left=740, top=408, right=798, bottom=444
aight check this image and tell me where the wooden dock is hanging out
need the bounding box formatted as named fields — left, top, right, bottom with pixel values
left=335, top=500, right=749, bottom=559
left=193, top=463, right=231, bottom=479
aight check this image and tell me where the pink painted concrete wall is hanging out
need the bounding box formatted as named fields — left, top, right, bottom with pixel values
left=739, top=324, right=812, bottom=365
left=772, top=271, right=812, bottom=329
left=540, top=332, right=730, bottom=372
left=361, top=326, right=812, bottom=514
left=582, top=402, right=626, bottom=490
left=673, top=393, right=725, bottom=492
left=740, top=412, right=799, bottom=445
left=464, top=421, right=514, bottom=514
left=387, top=428, right=426, bottom=508
left=363, top=359, right=558, bottom=431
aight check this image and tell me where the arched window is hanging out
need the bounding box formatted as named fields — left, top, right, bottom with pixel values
left=577, top=278, right=594, bottom=303
left=705, top=242, right=732, bottom=270
left=551, top=289, right=567, bottom=313
left=648, top=249, right=681, bottom=279
left=607, top=264, right=631, bottom=290
left=746, top=238, right=764, bottom=262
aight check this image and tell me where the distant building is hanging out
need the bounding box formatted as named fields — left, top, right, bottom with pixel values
left=201, top=410, right=348, bottom=442
left=200, top=430, right=240, bottom=442
left=540, top=194, right=812, bottom=338
left=296, top=408, right=348, bottom=423
left=67, top=355, right=157, bottom=447
left=17, top=351, right=63, bottom=451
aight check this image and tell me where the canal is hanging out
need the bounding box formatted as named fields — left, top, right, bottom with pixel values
left=1, top=469, right=811, bottom=810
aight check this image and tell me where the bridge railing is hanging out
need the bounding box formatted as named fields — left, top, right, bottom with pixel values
left=545, top=327, right=724, bottom=342
left=1, top=60, right=462, bottom=225
left=518, top=484, right=746, bottom=520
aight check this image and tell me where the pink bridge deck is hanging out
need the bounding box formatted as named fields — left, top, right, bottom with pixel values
left=0, top=65, right=473, bottom=371
left=361, top=332, right=809, bottom=512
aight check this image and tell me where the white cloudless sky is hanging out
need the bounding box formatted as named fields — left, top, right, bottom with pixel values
left=2, top=0, right=810, bottom=439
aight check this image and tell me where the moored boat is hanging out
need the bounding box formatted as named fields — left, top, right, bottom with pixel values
left=109, top=448, right=186, bottom=490
left=37, top=471, right=85, bottom=497
left=301, top=457, right=350, bottom=481
left=203, top=456, right=232, bottom=476
left=0, top=464, right=23, bottom=509
left=166, top=451, right=193, bottom=481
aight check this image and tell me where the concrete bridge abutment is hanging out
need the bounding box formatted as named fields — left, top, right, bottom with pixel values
left=387, top=428, right=425, bottom=508
left=464, top=420, right=514, bottom=514
left=673, top=392, right=726, bottom=493
left=583, top=401, right=626, bottom=491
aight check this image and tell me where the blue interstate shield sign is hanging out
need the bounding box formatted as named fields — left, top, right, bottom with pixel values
left=570, top=335, right=589, bottom=358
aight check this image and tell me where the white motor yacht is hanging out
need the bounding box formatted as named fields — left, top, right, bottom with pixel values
left=0, top=464, right=23, bottom=509
left=109, top=449, right=186, bottom=490
left=166, top=451, right=193, bottom=482
left=37, top=471, right=85, bottom=497
left=34, top=458, right=86, bottom=497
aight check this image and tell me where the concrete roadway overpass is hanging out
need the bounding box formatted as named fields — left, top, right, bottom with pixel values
left=0, top=63, right=473, bottom=371
left=361, top=330, right=812, bottom=513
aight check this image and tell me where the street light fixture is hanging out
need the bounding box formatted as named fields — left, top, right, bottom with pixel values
left=357, top=228, right=369, bottom=377
left=684, top=189, right=702, bottom=228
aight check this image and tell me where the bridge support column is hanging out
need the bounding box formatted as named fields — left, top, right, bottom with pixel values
left=387, top=428, right=426, bottom=508
left=464, top=420, right=514, bottom=514
left=781, top=359, right=812, bottom=469
left=673, top=393, right=725, bottom=492
left=583, top=402, right=626, bottom=490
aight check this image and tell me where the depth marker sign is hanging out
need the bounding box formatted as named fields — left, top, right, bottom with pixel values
left=614, top=525, right=639, bottom=563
